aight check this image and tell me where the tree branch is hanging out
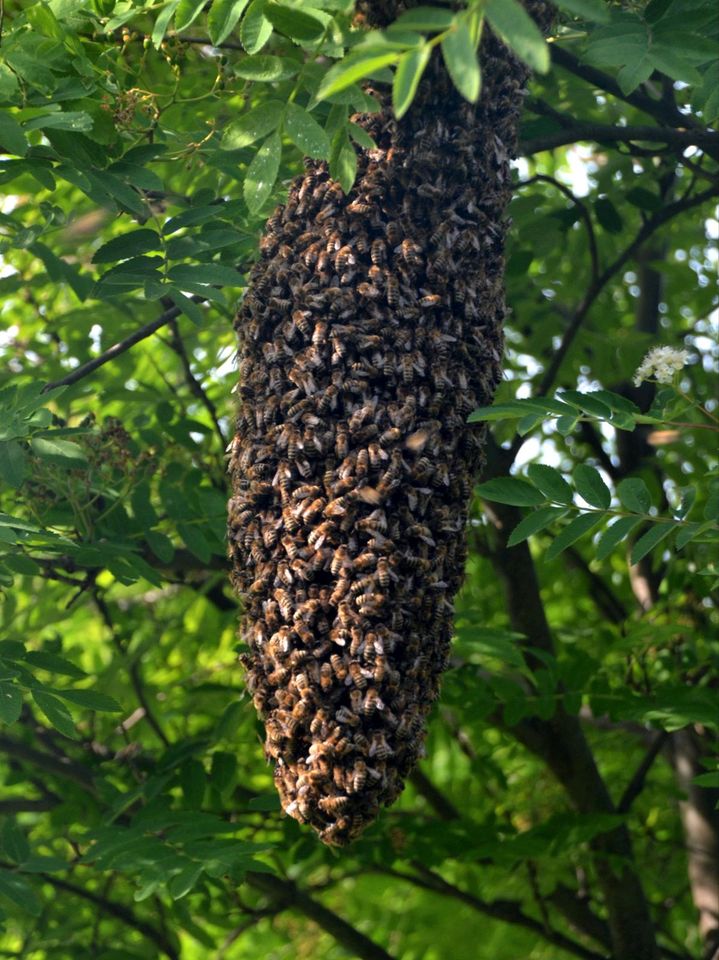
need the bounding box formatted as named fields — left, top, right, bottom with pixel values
left=42, top=300, right=204, bottom=393
left=165, top=315, right=227, bottom=449
left=36, top=871, right=179, bottom=960
left=517, top=174, right=599, bottom=283
left=245, top=871, right=396, bottom=960
left=382, top=864, right=608, bottom=960
left=521, top=123, right=719, bottom=156
left=550, top=46, right=702, bottom=131
left=532, top=183, right=719, bottom=402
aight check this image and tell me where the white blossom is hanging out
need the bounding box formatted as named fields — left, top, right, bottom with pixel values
left=633, top=346, right=689, bottom=387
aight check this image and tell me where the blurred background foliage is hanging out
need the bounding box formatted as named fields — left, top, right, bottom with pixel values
left=0, top=0, right=718, bottom=958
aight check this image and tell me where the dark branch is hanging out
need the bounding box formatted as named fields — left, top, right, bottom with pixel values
left=246, top=871, right=397, bottom=960
left=521, top=123, right=719, bottom=156
left=42, top=299, right=204, bottom=393
left=550, top=46, right=702, bottom=131
left=532, top=183, right=719, bottom=402
left=166, top=315, right=227, bottom=448
left=517, top=174, right=599, bottom=283
left=383, top=864, right=608, bottom=960
left=37, top=871, right=179, bottom=960
left=94, top=591, right=170, bottom=747
left=618, top=731, right=670, bottom=814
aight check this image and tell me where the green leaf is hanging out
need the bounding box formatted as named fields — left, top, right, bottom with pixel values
left=32, top=690, right=77, bottom=738
left=596, top=516, right=643, bottom=561
left=477, top=477, right=545, bottom=507
left=168, top=263, right=242, bottom=287
left=233, top=55, right=299, bottom=81
left=559, top=389, right=613, bottom=419
left=92, top=229, right=160, bottom=264
left=208, top=0, right=250, bottom=44
left=347, top=122, right=376, bottom=150
left=222, top=100, right=284, bottom=150
left=210, top=751, right=237, bottom=793
left=175, top=0, right=207, bottom=31
left=177, top=523, right=212, bottom=563
left=441, top=19, right=482, bottom=102
left=546, top=513, right=602, bottom=560
left=0, top=871, right=41, bottom=916
left=0, top=113, right=29, bottom=156
left=243, top=130, right=282, bottom=213
left=674, top=522, right=703, bottom=550
left=146, top=529, right=175, bottom=563
left=169, top=863, right=204, bottom=900
left=318, top=50, right=402, bottom=100
left=595, top=197, right=623, bottom=233
left=30, top=437, right=87, bottom=466
left=526, top=464, right=573, bottom=504
left=1, top=821, right=30, bottom=865
left=0, top=682, right=22, bottom=726
left=617, top=477, right=652, bottom=514
left=617, top=53, right=653, bottom=95
left=554, top=0, right=610, bottom=22
left=24, top=112, right=93, bottom=133
left=329, top=129, right=356, bottom=194
left=507, top=506, right=567, bottom=547
left=630, top=523, right=674, bottom=564
left=241, top=0, right=273, bottom=53
left=393, top=44, right=431, bottom=119
left=264, top=3, right=324, bottom=42
left=51, top=688, right=122, bottom=712
left=0, top=441, right=27, bottom=488
left=573, top=464, right=611, bottom=510
left=153, top=0, right=181, bottom=46
left=24, top=652, right=86, bottom=679
left=391, top=6, right=455, bottom=31
left=284, top=102, right=330, bottom=159
left=167, top=289, right=205, bottom=326
left=485, top=0, right=549, bottom=73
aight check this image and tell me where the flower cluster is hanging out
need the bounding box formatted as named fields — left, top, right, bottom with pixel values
left=633, top=346, right=689, bottom=387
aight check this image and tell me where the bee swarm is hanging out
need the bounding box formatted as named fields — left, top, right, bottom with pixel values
left=229, top=3, right=550, bottom=845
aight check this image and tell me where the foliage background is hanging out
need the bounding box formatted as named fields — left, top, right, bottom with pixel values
left=0, top=0, right=717, bottom=958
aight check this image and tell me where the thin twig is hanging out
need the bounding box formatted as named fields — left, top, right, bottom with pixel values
left=517, top=174, right=599, bottom=283
left=617, top=731, right=670, bottom=814
left=166, top=315, right=227, bottom=448
left=533, top=183, right=719, bottom=402
left=94, top=591, right=170, bottom=747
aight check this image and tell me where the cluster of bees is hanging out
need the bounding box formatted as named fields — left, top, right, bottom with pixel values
left=228, top=13, right=541, bottom=844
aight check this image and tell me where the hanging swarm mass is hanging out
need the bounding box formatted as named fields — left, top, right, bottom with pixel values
left=228, top=2, right=550, bottom=845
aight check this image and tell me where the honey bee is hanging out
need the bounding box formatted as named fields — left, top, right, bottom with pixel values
left=318, top=794, right=348, bottom=813
left=386, top=221, right=401, bottom=245
left=386, top=274, right=399, bottom=306
left=335, top=705, right=359, bottom=726
left=370, top=732, right=393, bottom=760
left=330, top=653, right=348, bottom=681
left=370, top=238, right=386, bottom=265
left=351, top=760, right=367, bottom=792
left=348, top=660, right=367, bottom=689
left=320, top=662, right=333, bottom=692
left=363, top=688, right=382, bottom=716
left=329, top=577, right=349, bottom=607
left=399, top=238, right=422, bottom=266
left=377, top=558, right=390, bottom=588
left=330, top=545, right=348, bottom=576
left=420, top=293, right=442, bottom=308
left=335, top=245, right=355, bottom=272
left=379, top=426, right=401, bottom=446
left=308, top=521, right=333, bottom=549
left=349, top=626, right=364, bottom=656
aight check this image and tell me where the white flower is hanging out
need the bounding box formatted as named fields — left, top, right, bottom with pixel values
left=633, top=346, right=689, bottom=387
